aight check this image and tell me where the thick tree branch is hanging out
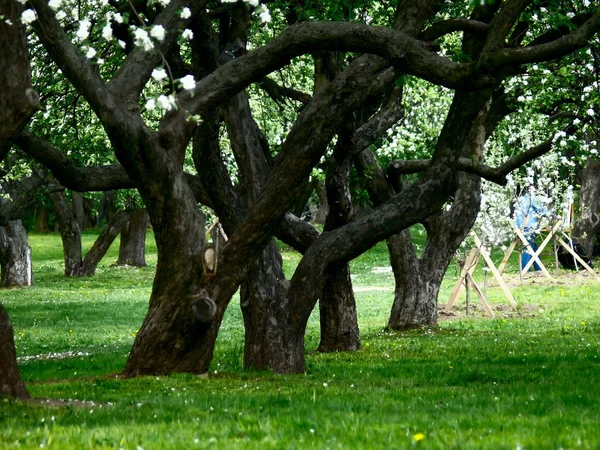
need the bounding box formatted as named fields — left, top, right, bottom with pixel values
left=259, top=77, right=312, bottom=104
left=388, top=138, right=556, bottom=186
left=16, top=131, right=213, bottom=205
left=479, top=0, right=533, bottom=66
left=494, top=12, right=600, bottom=67
left=419, top=18, right=489, bottom=42
left=350, top=87, right=405, bottom=153
left=166, top=21, right=484, bottom=137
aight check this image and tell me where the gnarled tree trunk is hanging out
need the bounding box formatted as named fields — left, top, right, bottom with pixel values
left=0, top=304, right=29, bottom=399
left=240, top=240, right=295, bottom=371
left=116, top=208, right=148, bottom=267
left=0, top=0, right=39, bottom=399
left=0, top=220, right=32, bottom=288
left=81, top=210, right=132, bottom=276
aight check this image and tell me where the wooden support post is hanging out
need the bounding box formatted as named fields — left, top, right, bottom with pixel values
left=446, top=247, right=479, bottom=310
left=556, top=236, right=600, bottom=280
left=498, top=238, right=519, bottom=275
left=522, top=219, right=562, bottom=274
left=472, top=234, right=517, bottom=307
left=512, top=225, right=554, bottom=280
left=466, top=271, right=495, bottom=318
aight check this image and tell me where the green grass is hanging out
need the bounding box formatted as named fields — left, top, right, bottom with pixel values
left=1, top=231, right=600, bottom=449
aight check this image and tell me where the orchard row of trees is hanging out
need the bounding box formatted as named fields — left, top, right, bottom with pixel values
left=1, top=0, right=599, bottom=398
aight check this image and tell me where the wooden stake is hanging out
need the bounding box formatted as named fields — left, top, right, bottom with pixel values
left=512, top=225, right=554, bottom=280
left=446, top=247, right=479, bottom=310
left=466, top=271, right=495, bottom=318
left=556, top=236, right=599, bottom=280
left=472, top=233, right=517, bottom=306
left=521, top=219, right=562, bottom=274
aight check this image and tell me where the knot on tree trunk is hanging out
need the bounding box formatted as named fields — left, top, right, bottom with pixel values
left=191, top=294, right=216, bottom=324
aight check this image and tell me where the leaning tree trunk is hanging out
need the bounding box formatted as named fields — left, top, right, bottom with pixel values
left=123, top=144, right=218, bottom=376
left=116, top=208, right=148, bottom=267
left=572, top=157, right=600, bottom=258
left=80, top=210, right=132, bottom=276
left=50, top=191, right=83, bottom=277
left=0, top=304, right=29, bottom=399
left=0, top=220, right=32, bottom=288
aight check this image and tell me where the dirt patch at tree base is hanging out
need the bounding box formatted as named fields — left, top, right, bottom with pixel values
left=438, top=303, right=540, bottom=321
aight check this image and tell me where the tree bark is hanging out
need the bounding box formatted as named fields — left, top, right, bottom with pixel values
left=122, top=168, right=211, bottom=376
left=318, top=263, right=359, bottom=351
left=116, top=209, right=149, bottom=267
left=386, top=90, right=489, bottom=329
left=314, top=180, right=328, bottom=224
left=572, top=157, right=600, bottom=257
left=0, top=0, right=38, bottom=399
left=34, top=204, right=50, bottom=232
left=72, top=191, right=85, bottom=231
left=0, top=220, right=33, bottom=288
left=50, top=191, right=83, bottom=277
left=0, top=304, right=29, bottom=399
left=318, top=132, right=359, bottom=353
left=80, top=210, right=132, bottom=276
left=240, top=240, right=296, bottom=371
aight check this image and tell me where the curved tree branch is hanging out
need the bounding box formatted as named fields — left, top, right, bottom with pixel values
left=494, top=12, right=600, bottom=67
left=419, top=18, right=489, bottom=42
left=15, top=131, right=213, bottom=205
left=388, top=137, right=556, bottom=186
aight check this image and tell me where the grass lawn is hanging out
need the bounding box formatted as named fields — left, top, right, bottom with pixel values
left=1, top=230, right=600, bottom=449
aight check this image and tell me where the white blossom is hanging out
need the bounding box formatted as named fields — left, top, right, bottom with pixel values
left=157, top=0, right=170, bottom=5
left=113, top=13, right=123, bottom=23
left=146, top=98, right=156, bottom=111
left=134, top=28, right=154, bottom=51
left=102, top=23, right=113, bottom=40
left=180, top=7, right=191, bottom=19
left=586, top=108, right=595, bottom=116
left=15, top=0, right=27, bottom=3
left=150, top=25, right=166, bottom=41
left=258, top=6, right=271, bottom=23
left=85, top=46, right=97, bottom=59
left=56, top=10, right=67, bottom=20
left=179, top=75, right=196, bottom=90
left=118, top=40, right=127, bottom=49
left=573, top=118, right=581, bottom=125
left=21, top=9, right=37, bottom=25
left=248, top=0, right=259, bottom=6
left=156, top=94, right=176, bottom=111
left=182, top=29, right=193, bottom=40
left=48, top=0, right=62, bottom=10
left=76, top=19, right=92, bottom=41
left=152, top=68, right=168, bottom=82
